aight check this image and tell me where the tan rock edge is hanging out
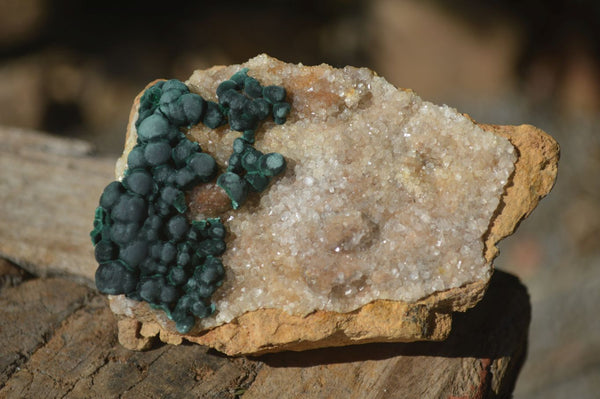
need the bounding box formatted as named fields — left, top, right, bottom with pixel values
left=110, top=56, right=559, bottom=355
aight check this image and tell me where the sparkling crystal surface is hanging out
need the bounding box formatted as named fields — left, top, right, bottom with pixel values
left=177, top=55, right=516, bottom=328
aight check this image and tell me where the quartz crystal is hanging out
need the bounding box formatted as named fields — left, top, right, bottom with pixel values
left=131, top=55, right=516, bottom=330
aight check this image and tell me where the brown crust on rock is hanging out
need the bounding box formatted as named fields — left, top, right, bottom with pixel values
left=480, top=123, right=560, bottom=261
left=110, top=58, right=559, bottom=356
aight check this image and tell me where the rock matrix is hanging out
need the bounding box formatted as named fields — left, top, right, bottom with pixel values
left=107, top=55, right=559, bottom=355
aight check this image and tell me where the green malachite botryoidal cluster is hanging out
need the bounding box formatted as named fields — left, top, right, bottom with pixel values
left=90, top=69, right=290, bottom=333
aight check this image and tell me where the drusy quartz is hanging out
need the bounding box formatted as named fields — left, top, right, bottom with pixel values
left=158, top=55, right=518, bottom=329
left=117, top=55, right=516, bottom=331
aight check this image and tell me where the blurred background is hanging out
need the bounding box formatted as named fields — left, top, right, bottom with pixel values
left=1, top=0, right=598, bottom=397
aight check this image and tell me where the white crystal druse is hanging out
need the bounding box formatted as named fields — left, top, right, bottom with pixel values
left=186, top=55, right=516, bottom=328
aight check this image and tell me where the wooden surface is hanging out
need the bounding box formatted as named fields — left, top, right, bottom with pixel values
left=0, top=127, right=530, bottom=398
left=0, top=127, right=107, bottom=285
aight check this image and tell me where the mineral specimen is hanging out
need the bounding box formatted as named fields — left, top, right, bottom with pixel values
left=107, top=55, right=558, bottom=355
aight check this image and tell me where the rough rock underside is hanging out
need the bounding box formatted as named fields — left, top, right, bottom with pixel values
left=108, top=55, right=558, bottom=355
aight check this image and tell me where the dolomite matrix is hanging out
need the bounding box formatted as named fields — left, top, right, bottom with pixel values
left=106, top=55, right=558, bottom=355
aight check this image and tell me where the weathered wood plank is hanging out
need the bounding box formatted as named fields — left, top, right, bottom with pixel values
left=0, top=271, right=527, bottom=398
left=0, top=278, right=91, bottom=387
left=0, top=127, right=115, bottom=286
left=0, top=278, right=260, bottom=399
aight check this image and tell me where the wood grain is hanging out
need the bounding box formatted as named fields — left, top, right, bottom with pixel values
left=0, top=279, right=260, bottom=398
left=0, top=127, right=113, bottom=285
